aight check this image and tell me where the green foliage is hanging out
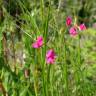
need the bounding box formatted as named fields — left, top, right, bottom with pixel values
left=0, top=0, right=96, bottom=96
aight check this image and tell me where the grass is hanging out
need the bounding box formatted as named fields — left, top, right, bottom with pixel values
left=0, top=0, right=96, bottom=96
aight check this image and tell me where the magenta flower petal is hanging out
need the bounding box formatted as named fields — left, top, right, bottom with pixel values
left=32, top=42, right=39, bottom=48
left=69, top=27, right=77, bottom=37
left=37, top=36, right=43, bottom=47
left=46, top=49, right=54, bottom=58
left=37, top=36, right=43, bottom=42
left=32, top=36, right=43, bottom=48
left=46, top=58, right=54, bottom=64
left=38, top=41, right=43, bottom=47
left=66, top=16, right=72, bottom=26
left=79, top=24, right=86, bottom=31
left=46, top=49, right=56, bottom=64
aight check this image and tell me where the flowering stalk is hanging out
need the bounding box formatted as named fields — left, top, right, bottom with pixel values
left=60, top=27, right=69, bottom=95
left=50, top=65, right=54, bottom=96
left=40, top=1, right=51, bottom=95
left=33, top=49, right=38, bottom=96
left=33, top=74, right=38, bottom=96
left=47, top=64, right=54, bottom=96
left=64, top=37, right=69, bottom=96
left=77, top=34, right=85, bottom=96
left=46, top=49, right=56, bottom=95
left=77, top=24, right=86, bottom=95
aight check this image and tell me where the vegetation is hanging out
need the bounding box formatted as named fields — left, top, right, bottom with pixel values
left=0, top=0, right=96, bottom=96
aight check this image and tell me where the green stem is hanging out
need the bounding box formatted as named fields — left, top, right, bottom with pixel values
left=48, top=64, right=54, bottom=96
left=77, top=35, right=85, bottom=96
left=64, top=42, right=69, bottom=96
left=34, top=49, right=38, bottom=96
left=41, top=1, right=50, bottom=96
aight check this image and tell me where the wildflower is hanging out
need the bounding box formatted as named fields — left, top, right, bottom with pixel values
left=69, top=27, right=77, bottom=37
left=32, top=36, right=43, bottom=48
left=66, top=16, right=72, bottom=26
left=79, top=24, right=86, bottom=31
left=46, top=49, right=56, bottom=64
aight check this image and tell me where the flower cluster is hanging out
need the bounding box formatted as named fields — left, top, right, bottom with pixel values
left=32, top=16, right=86, bottom=64
left=66, top=16, right=86, bottom=37
left=32, top=36, right=56, bottom=64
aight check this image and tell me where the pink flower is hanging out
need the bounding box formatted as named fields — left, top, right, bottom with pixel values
left=69, top=27, right=77, bottom=37
left=32, top=36, right=43, bottom=48
left=46, top=49, right=56, bottom=64
left=79, top=24, right=86, bottom=31
left=66, top=16, right=72, bottom=26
